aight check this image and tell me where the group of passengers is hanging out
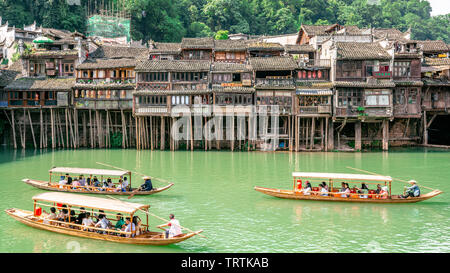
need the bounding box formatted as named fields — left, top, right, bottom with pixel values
left=42, top=206, right=182, bottom=238
left=299, top=181, right=390, bottom=199
left=58, top=174, right=130, bottom=192
left=57, top=174, right=155, bottom=192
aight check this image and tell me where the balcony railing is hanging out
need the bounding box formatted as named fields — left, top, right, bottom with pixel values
left=298, top=105, right=331, bottom=115
left=135, top=106, right=168, bottom=115
left=299, top=59, right=331, bottom=67
left=74, top=99, right=132, bottom=109
left=335, top=106, right=393, bottom=118
left=255, top=78, right=294, bottom=88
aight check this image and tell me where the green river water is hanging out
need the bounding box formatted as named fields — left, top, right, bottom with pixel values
left=0, top=148, right=449, bottom=253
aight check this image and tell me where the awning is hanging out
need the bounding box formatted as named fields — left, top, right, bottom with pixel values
left=32, top=192, right=149, bottom=214
left=292, top=172, right=392, bottom=182
left=49, top=167, right=129, bottom=177
left=296, top=89, right=332, bottom=96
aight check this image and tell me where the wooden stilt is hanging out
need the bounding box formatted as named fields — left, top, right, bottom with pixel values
left=161, top=116, right=165, bottom=150
left=310, top=117, right=315, bottom=150
left=10, top=110, right=17, bottom=149
left=355, top=121, right=362, bottom=151
left=382, top=120, right=389, bottom=151
left=51, top=108, right=56, bottom=149
left=27, top=109, right=36, bottom=149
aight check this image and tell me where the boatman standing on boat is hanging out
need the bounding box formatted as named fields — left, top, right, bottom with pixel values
left=400, top=180, right=420, bottom=199
left=139, top=176, right=153, bottom=191
left=157, top=214, right=182, bottom=238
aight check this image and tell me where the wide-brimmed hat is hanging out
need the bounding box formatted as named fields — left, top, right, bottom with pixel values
left=142, top=176, right=151, bottom=180
left=408, top=180, right=417, bottom=184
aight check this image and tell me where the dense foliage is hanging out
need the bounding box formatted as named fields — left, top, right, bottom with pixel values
left=0, top=0, right=449, bottom=43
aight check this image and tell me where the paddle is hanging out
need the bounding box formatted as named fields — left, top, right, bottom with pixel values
left=346, top=166, right=438, bottom=191
left=96, top=162, right=173, bottom=185
left=105, top=195, right=206, bottom=238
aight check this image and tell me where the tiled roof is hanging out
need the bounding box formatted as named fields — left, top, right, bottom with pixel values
left=90, top=45, right=148, bottom=59
left=4, top=77, right=75, bottom=91
left=301, top=25, right=339, bottom=36
left=334, top=80, right=395, bottom=88
left=73, top=82, right=136, bottom=90
left=246, top=41, right=284, bottom=51
left=149, top=43, right=181, bottom=54
left=0, top=69, right=20, bottom=87
left=212, top=86, right=255, bottom=93
left=181, top=37, right=214, bottom=49
left=415, top=40, right=449, bottom=53
left=133, top=89, right=210, bottom=96
left=422, top=79, right=450, bottom=86
left=394, top=81, right=423, bottom=87
left=373, top=28, right=405, bottom=39
left=77, top=58, right=137, bottom=69
left=135, top=60, right=211, bottom=72
left=423, top=57, right=450, bottom=66
left=284, top=44, right=315, bottom=53
left=28, top=49, right=78, bottom=58
left=214, top=39, right=247, bottom=51
left=249, top=56, right=298, bottom=71
left=211, top=62, right=252, bottom=72
left=295, top=81, right=333, bottom=88
left=335, top=42, right=391, bottom=60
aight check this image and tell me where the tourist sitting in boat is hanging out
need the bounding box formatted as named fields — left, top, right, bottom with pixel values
left=82, top=212, right=95, bottom=231
left=57, top=205, right=69, bottom=223
left=79, top=176, right=86, bottom=187
left=400, top=180, right=420, bottom=199
left=122, top=177, right=129, bottom=190
left=115, top=213, right=125, bottom=230
left=107, top=177, right=113, bottom=188
left=339, top=183, right=351, bottom=197
left=95, top=214, right=111, bottom=234
left=86, top=177, right=91, bottom=186
left=76, top=208, right=86, bottom=225
left=68, top=210, right=77, bottom=226
left=139, top=177, right=153, bottom=191
left=340, top=182, right=346, bottom=192
left=124, top=217, right=136, bottom=238
left=116, top=179, right=127, bottom=192
left=319, top=184, right=328, bottom=196
left=380, top=186, right=389, bottom=199
left=355, top=183, right=369, bottom=198
left=133, top=216, right=142, bottom=236
left=93, top=176, right=100, bottom=187
left=72, top=179, right=81, bottom=189
left=301, top=182, right=312, bottom=195
left=43, top=207, right=57, bottom=225
left=158, top=214, right=182, bottom=239
left=375, top=184, right=382, bottom=195
left=58, top=176, right=67, bottom=189
left=66, top=174, right=72, bottom=185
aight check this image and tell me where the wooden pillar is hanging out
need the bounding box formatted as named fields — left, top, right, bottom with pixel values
left=355, top=120, right=362, bottom=151
left=51, top=108, right=55, bottom=149
left=382, top=120, right=389, bottom=151
left=423, top=111, right=428, bottom=145
left=28, top=109, right=36, bottom=149
left=160, top=116, right=165, bottom=150
left=40, top=109, right=43, bottom=149
left=11, top=109, right=17, bottom=149
left=310, top=117, right=315, bottom=150
left=327, top=118, right=334, bottom=151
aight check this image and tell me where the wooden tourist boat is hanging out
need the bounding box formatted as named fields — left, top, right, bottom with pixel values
left=254, top=172, right=442, bottom=203
left=5, top=192, right=203, bottom=245
left=23, top=167, right=174, bottom=196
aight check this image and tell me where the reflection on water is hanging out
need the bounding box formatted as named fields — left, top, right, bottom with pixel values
left=0, top=147, right=449, bottom=253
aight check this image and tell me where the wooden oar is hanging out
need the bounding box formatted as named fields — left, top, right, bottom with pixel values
left=346, top=166, right=437, bottom=191
left=96, top=162, right=173, bottom=185
left=105, top=195, right=206, bottom=238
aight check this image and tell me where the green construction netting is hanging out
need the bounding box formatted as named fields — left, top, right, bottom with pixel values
left=86, top=15, right=131, bottom=42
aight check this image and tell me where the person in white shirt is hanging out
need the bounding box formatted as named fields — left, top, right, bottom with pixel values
left=82, top=212, right=95, bottom=231
left=58, top=176, right=67, bottom=189
left=95, top=214, right=110, bottom=233
left=319, top=184, right=328, bottom=196
left=157, top=214, right=182, bottom=238
left=301, top=182, right=312, bottom=195
left=122, top=177, right=129, bottom=191
left=124, top=217, right=136, bottom=238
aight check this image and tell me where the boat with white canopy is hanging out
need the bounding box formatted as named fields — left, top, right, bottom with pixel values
left=5, top=192, right=202, bottom=245
left=23, top=167, right=173, bottom=196
left=254, top=172, right=442, bottom=203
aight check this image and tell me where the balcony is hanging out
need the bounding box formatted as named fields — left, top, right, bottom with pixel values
left=299, top=59, right=331, bottom=68
left=298, top=105, right=331, bottom=115
left=74, top=99, right=132, bottom=109
left=255, top=78, right=294, bottom=88
left=335, top=106, right=393, bottom=118
left=135, top=106, right=168, bottom=116
left=136, top=82, right=169, bottom=90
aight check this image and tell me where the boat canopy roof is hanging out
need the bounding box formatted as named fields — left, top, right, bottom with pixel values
left=32, top=192, right=149, bottom=214
left=292, top=172, right=392, bottom=182
left=49, top=167, right=129, bottom=177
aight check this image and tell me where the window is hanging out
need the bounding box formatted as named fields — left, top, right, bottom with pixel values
left=394, top=61, right=411, bottom=77
left=394, top=89, right=405, bottom=105
left=408, top=89, right=417, bottom=104
left=337, top=88, right=362, bottom=107
left=364, top=90, right=390, bottom=106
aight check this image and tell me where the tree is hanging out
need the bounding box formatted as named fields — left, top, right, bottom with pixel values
left=215, top=30, right=229, bottom=40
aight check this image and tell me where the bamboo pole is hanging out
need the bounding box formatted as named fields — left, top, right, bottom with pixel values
left=27, top=109, right=36, bottom=149
left=105, top=195, right=205, bottom=238
left=96, top=162, right=173, bottom=186
left=346, top=166, right=438, bottom=191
